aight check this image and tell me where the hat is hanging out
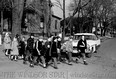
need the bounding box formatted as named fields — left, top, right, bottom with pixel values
left=48, top=38, right=51, bottom=41
left=56, top=36, right=60, bottom=39
left=30, top=33, right=34, bottom=36
left=39, top=36, right=43, bottom=39
left=69, top=36, right=73, bottom=39
left=5, top=32, right=9, bottom=36
left=52, top=36, right=57, bottom=41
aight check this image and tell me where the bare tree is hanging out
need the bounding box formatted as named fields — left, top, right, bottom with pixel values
left=68, top=0, right=116, bottom=35
left=53, top=0, right=65, bottom=42
left=53, top=0, right=63, bottom=10
left=67, top=0, right=91, bottom=33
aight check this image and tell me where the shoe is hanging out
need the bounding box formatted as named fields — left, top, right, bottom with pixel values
left=10, top=56, right=13, bottom=61
left=14, top=59, right=17, bottom=62
left=45, top=63, right=49, bottom=68
left=54, top=67, right=58, bottom=69
left=5, top=53, right=8, bottom=56
left=68, top=62, right=73, bottom=65
left=11, top=58, right=13, bottom=61
left=75, top=59, right=78, bottom=63
left=18, top=56, right=22, bottom=59
left=8, top=55, right=11, bottom=59
left=30, top=64, right=34, bottom=67
left=84, top=61, right=88, bottom=65
left=34, top=63, right=39, bottom=66
left=57, top=61, right=60, bottom=64
left=43, top=64, right=46, bottom=68
left=21, top=56, right=24, bottom=59
left=23, top=61, right=27, bottom=64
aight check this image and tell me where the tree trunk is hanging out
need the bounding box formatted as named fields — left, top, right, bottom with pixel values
left=1, top=11, right=3, bottom=34
left=103, top=28, right=106, bottom=36
left=12, top=0, right=24, bottom=37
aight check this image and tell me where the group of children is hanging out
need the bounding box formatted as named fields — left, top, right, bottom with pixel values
left=3, top=32, right=88, bottom=69
left=3, top=33, right=20, bottom=61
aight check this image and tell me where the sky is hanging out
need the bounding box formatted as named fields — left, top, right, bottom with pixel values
left=51, top=0, right=71, bottom=19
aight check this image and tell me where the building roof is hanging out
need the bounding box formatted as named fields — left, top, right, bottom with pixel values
left=52, top=15, right=62, bottom=20
left=74, top=33, right=95, bottom=36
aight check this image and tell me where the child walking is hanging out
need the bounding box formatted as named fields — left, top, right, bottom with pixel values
left=11, top=37, right=19, bottom=61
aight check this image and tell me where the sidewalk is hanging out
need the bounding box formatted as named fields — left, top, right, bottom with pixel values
left=0, top=45, right=8, bottom=62
left=0, top=38, right=116, bottom=79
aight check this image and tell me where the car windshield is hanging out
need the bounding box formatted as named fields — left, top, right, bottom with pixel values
left=73, top=35, right=97, bottom=40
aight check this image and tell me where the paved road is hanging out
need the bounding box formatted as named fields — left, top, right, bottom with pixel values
left=0, top=37, right=116, bottom=79
left=101, top=38, right=116, bottom=61
left=91, top=37, right=116, bottom=68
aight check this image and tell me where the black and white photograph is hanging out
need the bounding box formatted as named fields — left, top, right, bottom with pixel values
left=0, top=0, right=116, bottom=79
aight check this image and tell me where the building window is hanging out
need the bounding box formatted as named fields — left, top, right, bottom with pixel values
left=55, top=20, right=57, bottom=29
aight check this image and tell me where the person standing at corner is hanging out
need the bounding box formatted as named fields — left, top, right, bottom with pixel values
left=77, top=35, right=88, bottom=65
left=26, top=34, right=35, bottom=67
left=65, top=36, right=73, bottom=65
left=3, top=32, right=12, bottom=58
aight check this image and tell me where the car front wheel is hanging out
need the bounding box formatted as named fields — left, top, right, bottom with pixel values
left=86, top=53, right=92, bottom=58
left=86, top=47, right=93, bottom=58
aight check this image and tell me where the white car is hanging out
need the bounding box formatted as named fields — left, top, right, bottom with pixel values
left=72, top=33, right=101, bottom=57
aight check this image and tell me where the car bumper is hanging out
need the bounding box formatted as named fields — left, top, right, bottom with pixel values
left=73, top=48, right=92, bottom=53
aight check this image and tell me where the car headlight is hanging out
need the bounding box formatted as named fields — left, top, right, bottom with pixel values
left=91, top=44, right=95, bottom=47
left=88, top=44, right=95, bottom=50
left=91, top=44, right=97, bottom=47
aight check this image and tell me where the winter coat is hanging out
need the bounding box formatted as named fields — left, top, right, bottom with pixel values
left=61, top=43, right=66, bottom=52
left=19, top=41, right=26, bottom=54
left=57, top=41, right=61, bottom=53
left=65, top=41, right=73, bottom=53
left=77, top=39, right=87, bottom=53
left=44, top=41, right=51, bottom=57
left=3, top=36, right=11, bottom=49
left=57, top=41, right=61, bottom=49
left=11, top=40, right=19, bottom=55
left=34, top=40, right=46, bottom=56
left=27, top=37, right=34, bottom=50
left=77, top=39, right=87, bottom=50
left=51, top=41, right=58, bottom=57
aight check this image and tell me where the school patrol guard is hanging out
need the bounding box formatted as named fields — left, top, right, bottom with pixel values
left=77, top=35, right=88, bottom=65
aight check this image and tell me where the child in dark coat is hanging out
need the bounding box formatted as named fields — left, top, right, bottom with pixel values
left=34, top=37, right=46, bottom=68
left=50, top=36, right=58, bottom=69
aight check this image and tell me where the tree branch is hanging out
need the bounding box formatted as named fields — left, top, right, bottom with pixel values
left=53, top=2, right=63, bottom=10
left=53, top=0, right=63, bottom=11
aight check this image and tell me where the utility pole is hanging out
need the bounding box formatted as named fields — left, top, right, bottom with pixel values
left=62, top=0, right=66, bottom=43
left=48, top=0, right=52, bottom=37
left=1, top=11, right=3, bottom=34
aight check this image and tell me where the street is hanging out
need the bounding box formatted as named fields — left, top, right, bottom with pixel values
left=0, top=37, right=116, bottom=79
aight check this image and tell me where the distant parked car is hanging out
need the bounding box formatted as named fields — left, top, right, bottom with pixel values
left=72, top=33, right=101, bottom=57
